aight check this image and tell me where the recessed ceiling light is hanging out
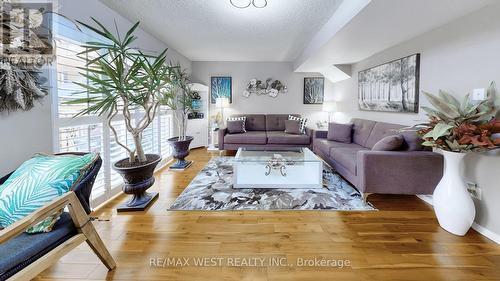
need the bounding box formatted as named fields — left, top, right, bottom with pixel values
left=252, top=0, right=267, bottom=8
left=230, top=0, right=251, bottom=9
left=230, top=0, right=267, bottom=9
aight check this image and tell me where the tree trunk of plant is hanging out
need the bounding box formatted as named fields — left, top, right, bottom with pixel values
left=133, top=134, right=147, bottom=163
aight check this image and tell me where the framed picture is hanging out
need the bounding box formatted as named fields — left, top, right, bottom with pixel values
left=303, top=77, right=324, bottom=104
left=358, top=53, right=420, bottom=113
left=211, top=76, right=232, bottom=104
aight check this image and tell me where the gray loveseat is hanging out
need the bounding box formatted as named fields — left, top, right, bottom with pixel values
left=313, top=118, right=444, bottom=200
left=218, top=114, right=312, bottom=150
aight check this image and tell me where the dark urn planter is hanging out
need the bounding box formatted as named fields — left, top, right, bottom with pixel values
left=113, top=154, right=162, bottom=212
left=168, top=136, right=194, bottom=170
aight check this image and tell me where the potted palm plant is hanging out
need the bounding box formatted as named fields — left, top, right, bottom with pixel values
left=414, top=82, right=500, bottom=235
left=69, top=18, right=175, bottom=211
left=160, top=66, right=195, bottom=170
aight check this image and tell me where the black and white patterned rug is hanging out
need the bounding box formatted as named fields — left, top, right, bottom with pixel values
left=168, top=157, right=375, bottom=211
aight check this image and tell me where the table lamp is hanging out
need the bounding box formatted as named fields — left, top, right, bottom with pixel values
left=322, top=101, right=337, bottom=122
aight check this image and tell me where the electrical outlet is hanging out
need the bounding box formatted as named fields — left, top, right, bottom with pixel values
left=472, top=88, right=486, bottom=101
left=467, top=182, right=482, bottom=200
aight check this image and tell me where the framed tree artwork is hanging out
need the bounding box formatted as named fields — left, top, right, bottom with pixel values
left=211, top=76, right=232, bottom=104
left=358, top=53, right=420, bottom=113
left=303, top=77, right=324, bottom=104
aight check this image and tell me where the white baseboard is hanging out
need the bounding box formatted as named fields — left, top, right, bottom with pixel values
left=472, top=222, right=500, bottom=244
left=417, top=195, right=500, bottom=244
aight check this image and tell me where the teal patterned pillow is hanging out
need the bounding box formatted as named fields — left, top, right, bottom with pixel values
left=0, top=153, right=98, bottom=232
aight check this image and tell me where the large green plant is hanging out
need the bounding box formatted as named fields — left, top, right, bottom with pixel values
left=416, top=82, right=500, bottom=152
left=159, top=66, right=193, bottom=141
left=69, top=18, right=174, bottom=163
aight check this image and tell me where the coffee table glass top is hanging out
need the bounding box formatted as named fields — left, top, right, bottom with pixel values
left=234, top=147, right=320, bottom=163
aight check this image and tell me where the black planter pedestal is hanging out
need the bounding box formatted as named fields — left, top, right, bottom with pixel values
left=168, top=136, right=194, bottom=171
left=113, top=154, right=162, bottom=212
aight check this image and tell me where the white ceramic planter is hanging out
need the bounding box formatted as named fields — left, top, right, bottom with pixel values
left=433, top=150, right=475, bottom=236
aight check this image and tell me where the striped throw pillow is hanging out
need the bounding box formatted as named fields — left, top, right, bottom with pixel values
left=288, top=115, right=307, bottom=134
left=227, top=116, right=246, bottom=132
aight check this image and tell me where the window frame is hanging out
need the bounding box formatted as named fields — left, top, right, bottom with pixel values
left=50, top=31, right=173, bottom=208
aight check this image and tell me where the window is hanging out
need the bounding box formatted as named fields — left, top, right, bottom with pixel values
left=52, top=18, right=174, bottom=207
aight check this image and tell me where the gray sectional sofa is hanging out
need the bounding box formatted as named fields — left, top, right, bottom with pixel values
left=218, top=114, right=312, bottom=150
left=313, top=118, right=444, bottom=199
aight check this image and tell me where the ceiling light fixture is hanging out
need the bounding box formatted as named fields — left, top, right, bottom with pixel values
left=230, top=0, right=267, bottom=9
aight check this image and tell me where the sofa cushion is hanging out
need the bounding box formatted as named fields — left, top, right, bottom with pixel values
left=266, top=114, right=300, bottom=131
left=0, top=153, right=98, bottom=233
left=231, top=114, right=266, bottom=131
left=327, top=122, right=353, bottom=143
left=372, top=135, right=404, bottom=151
left=314, top=139, right=357, bottom=156
left=352, top=118, right=377, bottom=147
left=267, top=131, right=310, bottom=145
left=0, top=212, right=76, bottom=277
left=284, top=120, right=301, bottom=135
left=227, top=120, right=246, bottom=134
left=365, top=122, right=405, bottom=149
left=330, top=146, right=369, bottom=175
left=224, top=131, right=267, bottom=144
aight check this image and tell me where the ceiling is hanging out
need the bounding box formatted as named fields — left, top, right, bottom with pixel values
left=295, top=0, right=498, bottom=73
left=101, top=0, right=343, bottom=62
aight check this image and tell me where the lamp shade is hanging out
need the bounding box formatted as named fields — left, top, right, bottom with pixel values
left=322, top=101, right=337, bottom=113
left=215, top=97, right=230, bottom=108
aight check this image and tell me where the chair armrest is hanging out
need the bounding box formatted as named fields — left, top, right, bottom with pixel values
left=356, top=150, right=443, bottom=194
left=0, top=191, right=89, bottom=244
left=218, top=127, right=227, bottom=150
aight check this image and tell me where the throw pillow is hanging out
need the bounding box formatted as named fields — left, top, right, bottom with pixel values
left=227, top=120, right=245, bottom=134
left=399, top=130, right=423, bottom=151
left=0, top=153, right=99, bottom=233
left=288, top=115, right=307, bottom=134
left=227, top=116, right=246, bottom=133
left=372, top=135, right=404, bottom=151
left=327, top=122, right=353, bottom=143
left=284, top=120, right=301, bottom=135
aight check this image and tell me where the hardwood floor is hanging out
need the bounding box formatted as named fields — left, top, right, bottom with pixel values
left=35, top=148, right=500, bottom=281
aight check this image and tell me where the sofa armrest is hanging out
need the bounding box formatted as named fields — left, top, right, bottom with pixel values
left=356, top=150, right=443, bottom=194
left=218, top=127, right=227, bottom=150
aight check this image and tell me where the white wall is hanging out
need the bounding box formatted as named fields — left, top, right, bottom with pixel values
left=330, top=4, right=500, bottom=238
left=0, top=0, right=191, bottom=176
left=191, top=61, right=333, bottom=127
left=0, top=101, right=53, bottom=176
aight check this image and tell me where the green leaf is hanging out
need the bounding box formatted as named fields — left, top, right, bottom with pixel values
left=438, top=90, right=460, bottom=108
left=422, top=123, right=454, bottom=140
left=124, top=21, right=140, bottom=41
left=423, top=92, right=460, bottom=119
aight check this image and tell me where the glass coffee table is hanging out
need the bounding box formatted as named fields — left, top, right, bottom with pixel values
left=233, top=147, right=323, bottom=189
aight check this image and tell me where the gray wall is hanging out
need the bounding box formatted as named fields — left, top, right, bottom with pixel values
left=0, top=0, right=191, bottom=176
left=191, top=61, right=333, bottom=126
left=330, top=4, right=500, bottom=237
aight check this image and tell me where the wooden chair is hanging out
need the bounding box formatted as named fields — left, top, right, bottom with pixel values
left=0, top=153, right=116, bottom=280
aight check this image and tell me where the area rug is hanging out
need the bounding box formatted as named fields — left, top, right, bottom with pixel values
left=168, top=157, right=375, bottom=211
